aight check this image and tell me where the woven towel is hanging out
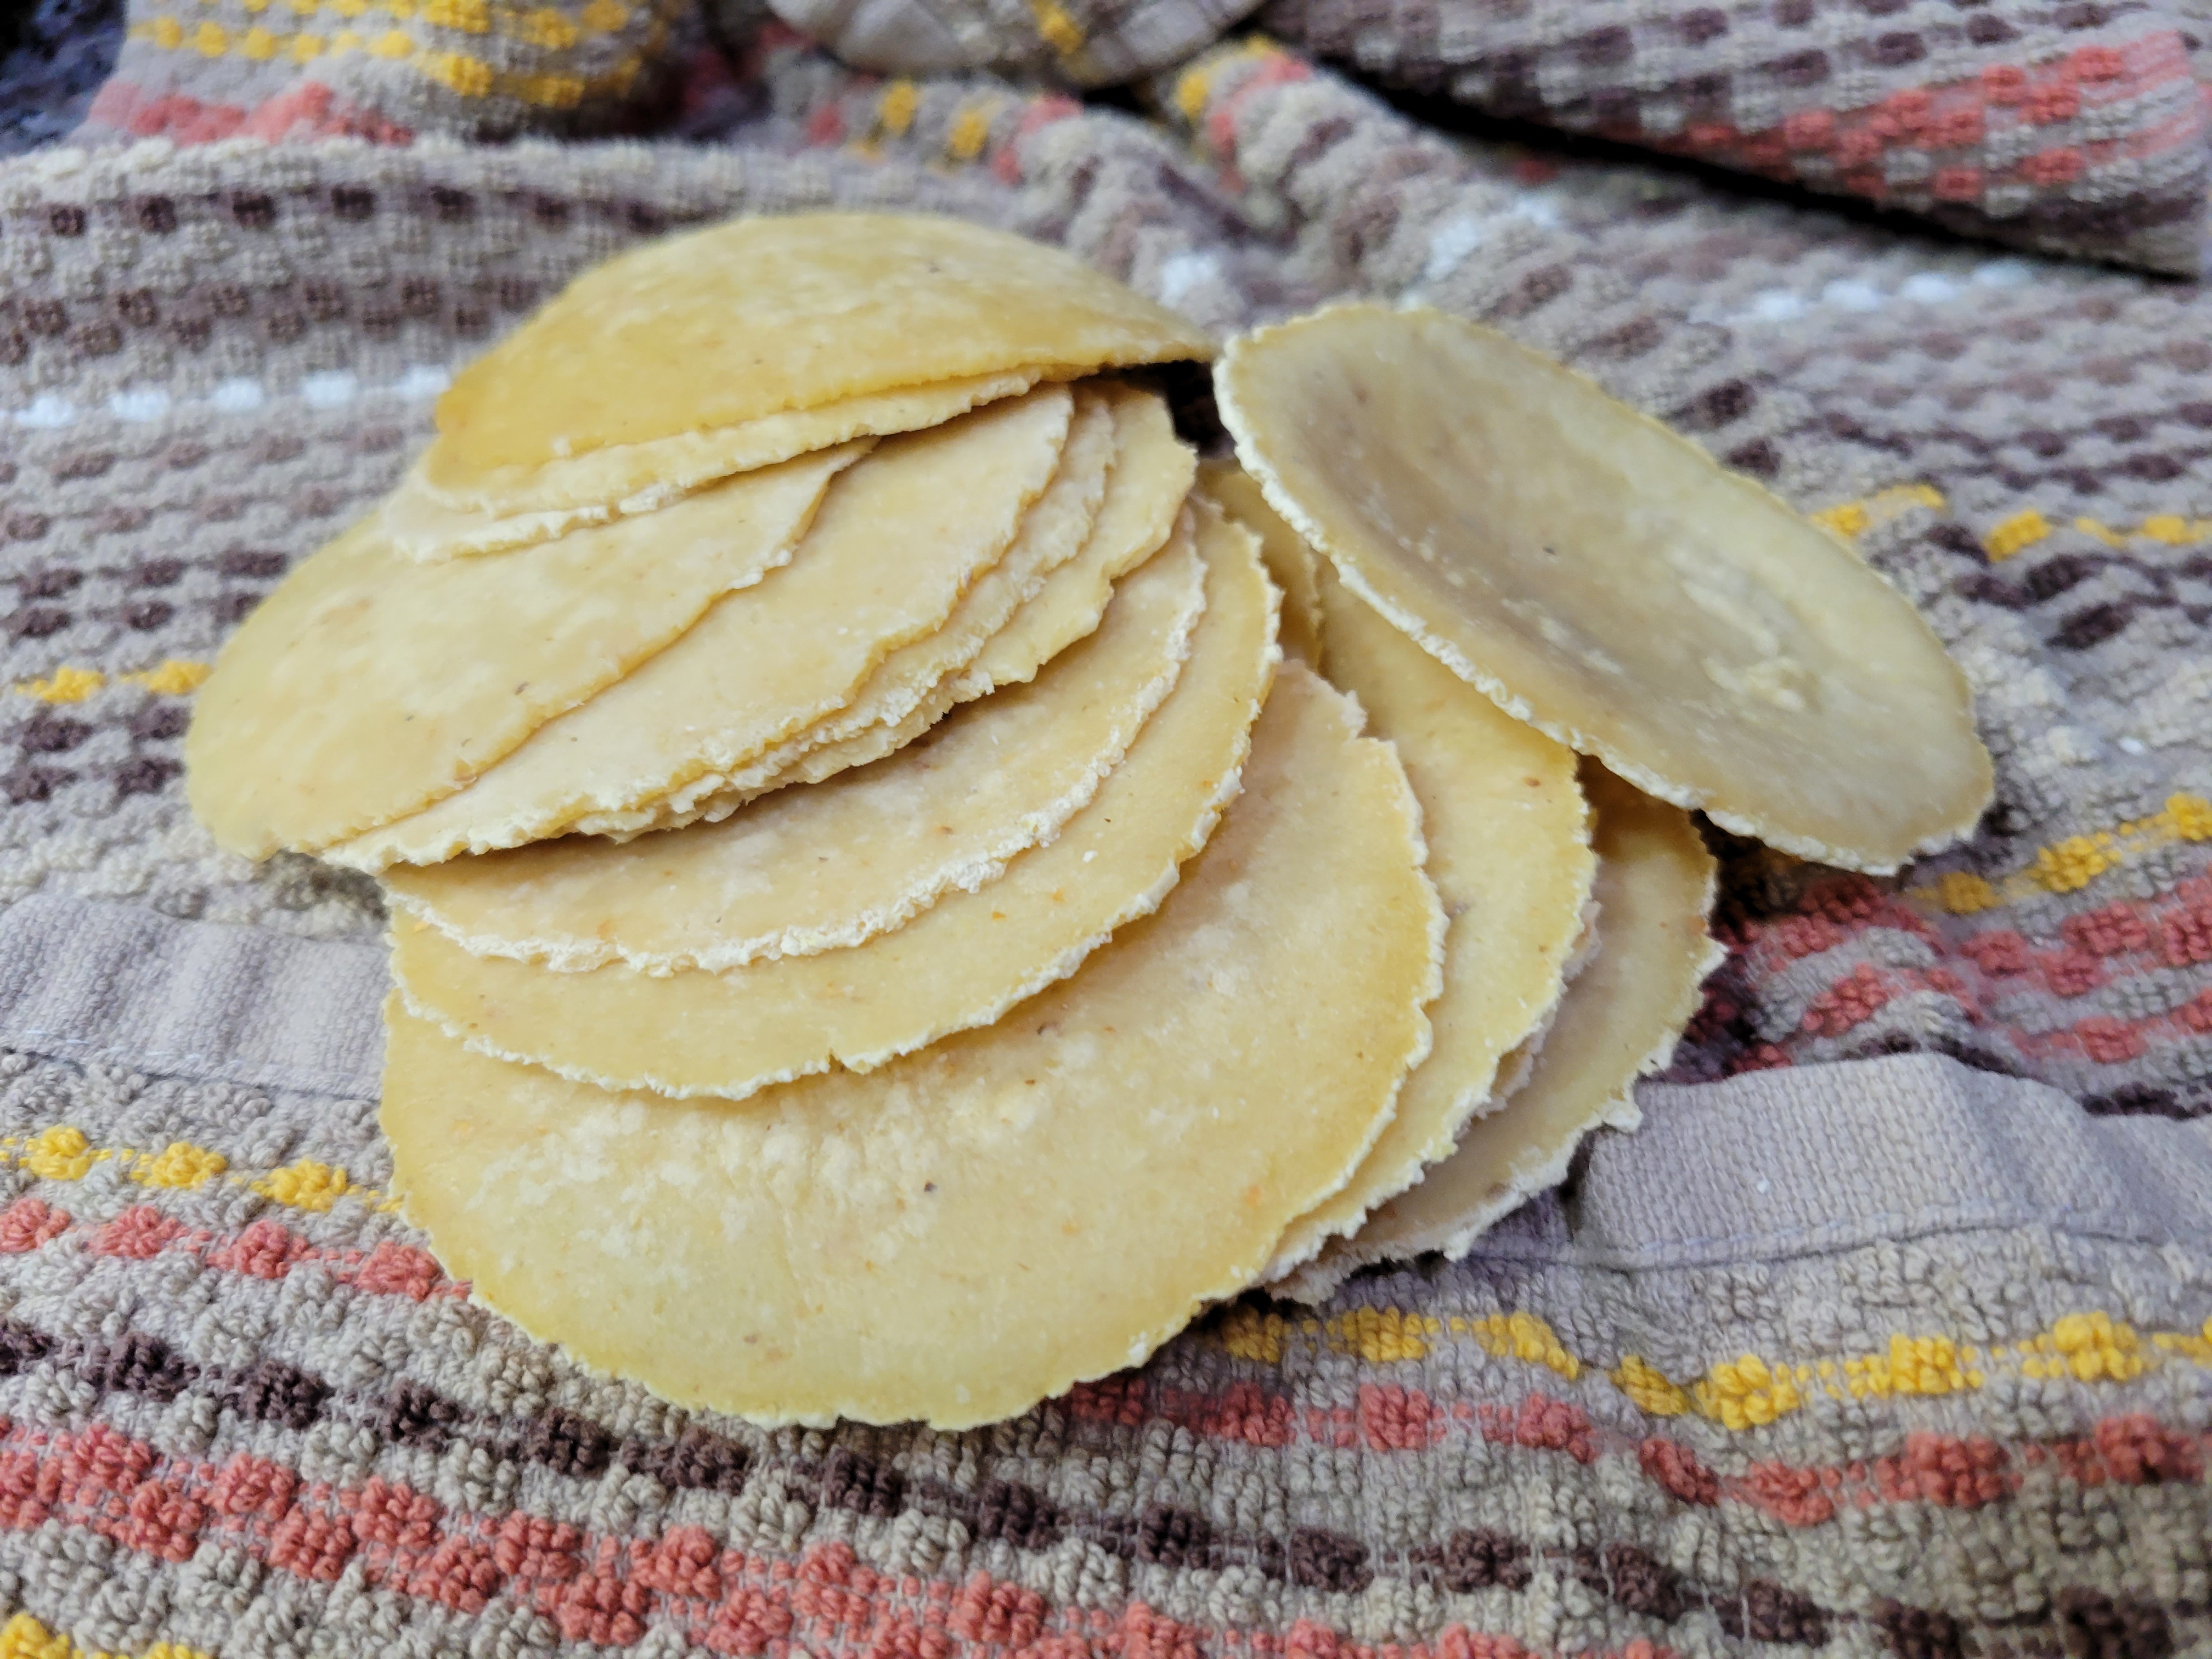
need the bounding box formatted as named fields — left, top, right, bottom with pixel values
left=2, top=22, right=2211, bottom=1659
left=751, top=0, right=2212, bottom=269
left=65, top=0, right=2212, bottom=270
left=0, top=891, right=2207, bottom=1658
left=1255, top=0, right=2212, bottom=274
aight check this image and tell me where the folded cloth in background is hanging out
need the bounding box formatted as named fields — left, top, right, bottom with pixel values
left=0, top=0, right=125, bottom=155
left=59, top=0, right=2212, bottom=269
left=760, top=0, right=2212, bottom=270
left=1254, top=0, right=2212, bottom=274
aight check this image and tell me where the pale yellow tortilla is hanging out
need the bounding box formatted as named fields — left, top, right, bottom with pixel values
left=1276, top=763, right=1725, bottom=1304
left=436, top=212, right=1212, bottom=473
left=606, top=385, right=1201, bottom=838
left=384, top=522, right=1207, bottom=974
left=330, top=388, right=1070, bottom=870
left=577, top=388, right=1119, bottom=840
left=1262, top=563, right=1594, bottom=1280
left=184, top=443, right=862, bottom=859
left=1203, top=459, right=1324, bottom=669
left=382, top=662, right=1443, bottom=1430
left=1216, top=303, right=1993, bottom=873
left=392, top=503, right=1274, bottom=1098
left=956, top=383, right=1197, bottom=696
left=391, top=371, right=1042, bottom=559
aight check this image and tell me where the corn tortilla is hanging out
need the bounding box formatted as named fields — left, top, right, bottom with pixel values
left=404, top=370, right=1042, bottom=542
left=381, top=662, right=1443, bottom=1430
left=1216, top=303, right=1993, bottom=873
left=1276, top=764, right=1724, bottom=1303
left=436, top=212, right=1212, bottom=473
left=384, top=521, right=1207, bottom=974
left=185, top=443, right=861, bottom=859
left=1263, top=562, right=1594, bottom=1280
left=392, top=503, right=1273, bottom=1098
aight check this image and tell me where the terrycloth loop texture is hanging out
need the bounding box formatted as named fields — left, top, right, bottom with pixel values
left=1254, top=0, right=2212, bottom=275
left=78, top=0, right=699, bottom=146
left=1, top=29, right=2210, bottom=1659
left=0, top=896, right=2207, bottom=1659
left=62, top=0, right=2212, bottom=269
left=732, top=0, right=1269, bottom=86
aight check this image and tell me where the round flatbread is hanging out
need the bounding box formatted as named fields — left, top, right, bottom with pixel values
left=1216, top=303, right=1993, bottom=873
left=331, top=388, right=1070, bottom=870
left=1201, top=459, right=1324, bottom=669
left=957, top=382, right=1198, bottom=696
left=390, top=371, right=1042, bottom=560
left=382, top=661, right=1443, bottom=1430
left=385, top=517, right=1207, bottom=974
left=595, top=382, right=1198, bottom=838
left=1275, top=763, right=1724, bottom=1304
left=434, top=212, right=1212, bottom=475
left=579, top=387, right=1120, bottom=840
left=392, top=503, right=1274, bottom=1098
left=1261, top=557, right=1595, bottom=1280
left=184, top=442, right=863, bottom=859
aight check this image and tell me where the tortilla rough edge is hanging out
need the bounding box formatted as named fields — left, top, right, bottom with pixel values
left=1261, top=559, right=1595, bottom=1280
left=381, top=662, right=1442, bottom=1430
left=384, top=521, right=1207, bottom=975
left=391, top=502, right=1275, bottom=1099
left=1202, top=459, right=1325, bottom=670
left=1276, top=763, right=1724, bottom=1304
left=1215, top=302, right=1993, bottom=874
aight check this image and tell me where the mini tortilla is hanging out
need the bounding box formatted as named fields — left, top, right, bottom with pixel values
left=1262, top=562, right=1594, bottom=1280
left=596, top=383, right=1195, bottom=837
left=385, top=522, right=1207, bottom=974
left=957, top=384, right=1197, bottom=695
left=1276, top=763, right=1725, bottom=1304
left=1216, top=303, right=1993, bottom=873
left=436, top=212, right=1212, bottom=474
left=578, top=388, right=1119, bottom=840
left=382, top=661, right=1443, bottom=1430
left=1202, top=460, right=1324, bottom=669
left=391, top=371, right=1042, bottom=560
left=331, top=388, right=1070, bottom=869
left=184, top=443, right=862, bottom=859
left=392, top=503, right=1274, bottom=1098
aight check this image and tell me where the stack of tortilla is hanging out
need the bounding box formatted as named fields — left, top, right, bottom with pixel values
left=185, top=222, right=1993, bottom=1429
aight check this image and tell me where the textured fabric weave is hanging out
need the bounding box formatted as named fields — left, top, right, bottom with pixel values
left=66, top=0, right=2212, bottom=269
left=2, top=14, right=2211, bottom=1658
left=1257, top=0, right=2212, bottom=274
left=0, top=895, right=2206, bottom=1659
